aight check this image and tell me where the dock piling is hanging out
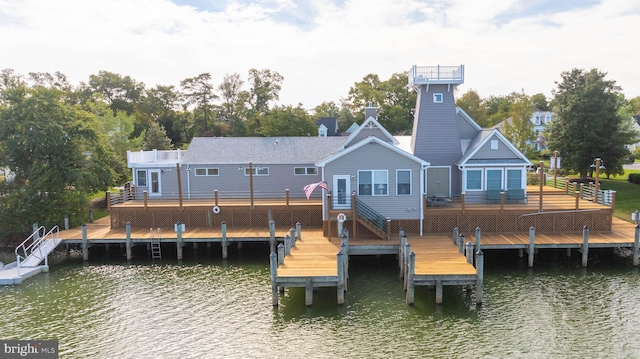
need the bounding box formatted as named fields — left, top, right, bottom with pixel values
left=582, top=225, right=589, bottom=267
left=284, top=235, right=291, bottom=255
left=82, top=224, right=88, bottom=261
left=476, top=249, right=484, bottom=304
left=125, top=222, right=132, bottom=260
left=221, top=221, right=228, bottom=259
left=270, top=252, right=278, bottom=306
left=475, top=227, right=481, bottom=249
left=528, top=226, right=535, bottom=267
left=435, top=281, right=443, bottom=304
left=289, top=228, right=295, bottom=248
left=269, top=220, right=276, bottom=253
left=277, top=243, right=284, bottom=265
left=633, top=225, right=639, bottom=267
left=403, top=243, right=411, bottom=290
left=465, top=242, right=474, bottom=264
left=305, top=279, right=313, bottom=306
left=453, top=227, right=459, bottom=246
left=337, top=251, right=345, bottom=305
left=176, top=222, right=183, bottom=260
left=406, top=252, right=416, bottom=305
left=458, top=234, right=465, bottom=254
left=296, top=222, right=302, bottom=241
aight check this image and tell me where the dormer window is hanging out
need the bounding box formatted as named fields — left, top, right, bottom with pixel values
left=433, top=93, right=443, bottom=103
left=318, top=124, right=327, bottom=137
left=535, top=113, right=541, bottom=125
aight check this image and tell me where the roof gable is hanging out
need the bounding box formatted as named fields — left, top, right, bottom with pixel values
left=458, top=129, right=531, bottom=166
left=316, top=136, right=429, bottom=167
left=316, top=117, right=339, bottom=136
left=341, top=116, right=398, bottom=149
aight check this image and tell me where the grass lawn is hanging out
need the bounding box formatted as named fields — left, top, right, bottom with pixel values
left=599, top=178, right=640, bottom=221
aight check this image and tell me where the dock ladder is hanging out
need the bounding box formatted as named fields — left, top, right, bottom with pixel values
left=150, top=228, right=162, bottom=259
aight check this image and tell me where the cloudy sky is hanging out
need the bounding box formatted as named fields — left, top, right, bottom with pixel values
left=1, top=0, right=638, bottom=108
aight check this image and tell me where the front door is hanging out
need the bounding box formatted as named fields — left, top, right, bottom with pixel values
left=426, top=167, right=450, bottom=197
left=149, top=170, right=161, bottom=197
left=333, top=175, right=351, bottom=209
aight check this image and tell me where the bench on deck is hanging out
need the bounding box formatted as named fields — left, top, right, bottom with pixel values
left=486, top=189, right=503, bottom=203
left=507, top=188, right=526, bottom=203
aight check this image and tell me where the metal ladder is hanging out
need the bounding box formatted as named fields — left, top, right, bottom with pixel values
left=150, top=228, right=162, bottom=259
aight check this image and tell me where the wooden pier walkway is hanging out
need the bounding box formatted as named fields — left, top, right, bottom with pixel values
left=270, top=230, right=347, bottom=306
left=402, top=234, right=480, bottom=305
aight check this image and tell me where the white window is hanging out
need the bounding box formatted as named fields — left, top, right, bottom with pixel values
left=535, top=114, right=541, bottom=125
left=486, top=169, right=503, bottom=190
left=244, top=167, right=269, bottom=176
left=466, top=170, right=482, bottom=190
left=396, top=170, right=411, bottom=195
left=195, top=168, right=219, bottom=176
left=433, top=93, right=443, bottom=103
left=358, top=170, right=388, bottom=196
left=136, top=170, right=147, bottom=187
left=491, top=140, right=498, bottom=150
left=294, top=167, right=318, bottom=175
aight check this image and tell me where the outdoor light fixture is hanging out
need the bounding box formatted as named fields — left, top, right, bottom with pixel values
left=590, top=159, right=606, bottom=170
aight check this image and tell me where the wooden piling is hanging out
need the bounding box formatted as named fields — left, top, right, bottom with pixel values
left=475, top=227, right=481, bottom=249
left=143, top=190, right=148, bottom=210
left=453, top=227, right=459, bottom=246
left=269, top=220, right=276, bottom=253
left=289, top=228, right=296, bottom=248
left=528, top=226, right=535, bottom=268
left=337, top=251, right=345, bottom=305
left=277, top=243, right=285, bottom=265
left=214, top=190, right=219, bottom=207
left=176, top=163, right=183, bottom=211
left=406, top=252, right=416, bottom=305
left=386, top=218, right=391, bottom=240
left=296, top=222, right=302, bottom=241
left=305, top=279, right=313, bottom=306
left=582, top=225, right=589, bottom=267
left=270, top=252, right=278, bottom=306
left=466, top=242, right=474, bottom=264
left=285, top=189, right=290, bottom=207
left=82, top=223, right=88, bottom=261
left=633, top=225, right=639, bottom=267
left=435, top=281, right=443, bottom=304
left=176, top=223, right=183, bottom=260
left=476, top=249, right=484, bottom=304
left=125, top=222, right=132, bottom=260
left=221, top=221, right=228, bottom=259
left=284, top=235, right=291, bottom=255
left=403, top=243, right=412, bottom=290
left=458, top=234, right=465, bottom=254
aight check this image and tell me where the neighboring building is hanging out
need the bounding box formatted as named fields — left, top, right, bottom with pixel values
left=494, top=109, right=554, bottom=151
left=128, top=65, right=532, bottom=233
left=316, top=117, right=339, bottom=137
left=627, top=115, right=640, bottom=152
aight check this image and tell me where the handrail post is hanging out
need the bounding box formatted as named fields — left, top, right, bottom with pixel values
left=285, top=189, right=290, bottom=207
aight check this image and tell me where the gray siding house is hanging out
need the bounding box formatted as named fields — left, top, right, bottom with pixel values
left=127, top=65, right=532, bottom=234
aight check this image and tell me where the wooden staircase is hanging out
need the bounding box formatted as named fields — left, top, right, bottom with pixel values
left=354, top=199, right=389, bottom=240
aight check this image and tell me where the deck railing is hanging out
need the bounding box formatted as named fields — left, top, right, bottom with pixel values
left=409, top=65, right=464, bottom=86
left=545, top=178, right=613, bottom=207
left=127, top=149, right=185, bottom=166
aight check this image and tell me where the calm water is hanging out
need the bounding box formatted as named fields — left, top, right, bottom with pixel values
left=1, top=245, right=640, bottom=358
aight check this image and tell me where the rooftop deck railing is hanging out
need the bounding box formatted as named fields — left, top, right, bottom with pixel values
left=409, top=65, right=464, bottom=86
left=127, top=149, right=186, bottom=166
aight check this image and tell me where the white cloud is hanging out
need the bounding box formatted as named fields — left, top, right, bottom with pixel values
left=1, top=0, right=638, bottom=109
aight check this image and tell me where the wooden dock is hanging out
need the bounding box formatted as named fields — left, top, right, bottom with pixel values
left=270, top=229, right=347, bottom=306
left=400, top=233, right=481, bottom=305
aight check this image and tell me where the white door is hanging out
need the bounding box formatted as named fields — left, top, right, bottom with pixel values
left=149, top=170, right=161, bottom=197
left=333, top=175, right=351, bottom=209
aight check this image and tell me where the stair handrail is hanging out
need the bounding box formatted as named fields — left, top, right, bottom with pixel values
left=15, top=225, right=60, bottom=275
left=355, top=198, right=388, bottom=233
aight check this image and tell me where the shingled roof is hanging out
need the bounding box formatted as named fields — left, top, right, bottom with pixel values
left=184, top=136, right=348, bottom=164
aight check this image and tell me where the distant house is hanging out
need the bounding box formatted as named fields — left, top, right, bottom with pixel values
left=627, top=115, right=640, bottom=152
left=316, top=117, right=339, bottom=137
left=128, top=65, right=532, bottom=234
left=494, top=109, right=554, bottom=151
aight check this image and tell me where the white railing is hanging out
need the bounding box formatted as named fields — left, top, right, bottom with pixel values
left=15, top=225, right=60, bottom=276
left=127, top=149, right=186, bottom=166
left=409, top=65, right=464, bottom=86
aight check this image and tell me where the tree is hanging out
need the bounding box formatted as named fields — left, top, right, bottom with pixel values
left=88, top=71, right=145, bottom=116
left=139, top=85, right=187, bottom=146
left=547, top=68, right=635, bottom=180
left=141, top=122, right=173, bottom=150
left=0, top=84, right=118, bottom=238
left=484, top=94, right=514, bottom=127
left=502, top=91, right=536, bottom=156
left=456, top=89, right=488, bottom=127
left=245, top=68, right=283, bottom=114
left=217, top=73, right=245, bottom=136
left=250, top=105, right=316, bottom=137
left=313, top=101, right=341, bottom=118
left=531, top=93, right=549, bottom=111
left=181, top=73, right=217, bottom=136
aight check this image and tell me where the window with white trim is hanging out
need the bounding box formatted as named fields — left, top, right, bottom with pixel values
left=486, top=169, right=503, bottom=190
left=244, top=167, right=269, bottom=176
left=491, top=140, right=498, bottom=150
left=507, top=169, right=522, bottom=189
left=294, top=167, right=318, bottom=175
left=358, top=170, right=388, bottom=196
left=136, top=170, right=147, bottom=187
left=396, top=170, right=411, bottom=195
left=195, top=168, right=219, bottom=176
left=466, top=170, right=482, bottom=190
left=433, top=93, right=443, bottom=103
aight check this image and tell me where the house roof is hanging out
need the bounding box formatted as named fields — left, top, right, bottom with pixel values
left=184, top=136, right=348, bottom=164
left=457, top=129, right=532, bottom=167
left=633, top=115, right=640, bottom=126
left=316, top=136, right=429, bottom=167
left=341, top=115, right=398, bottom=148
left=316, top=117, right=339, bottom=136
